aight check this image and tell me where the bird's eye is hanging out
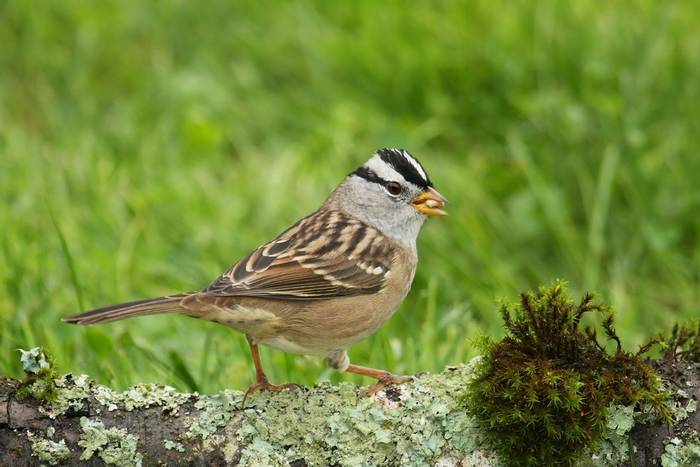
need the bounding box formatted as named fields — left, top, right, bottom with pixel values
left=385, top=181, right=402, bottom=196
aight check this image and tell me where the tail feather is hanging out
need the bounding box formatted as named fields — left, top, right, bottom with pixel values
left=63, top=294, right=191, bottom=325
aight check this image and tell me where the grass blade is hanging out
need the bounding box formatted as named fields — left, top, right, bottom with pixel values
left=47, top=206, right=84, bottom=310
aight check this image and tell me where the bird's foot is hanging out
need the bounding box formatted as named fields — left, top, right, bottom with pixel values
left=361, top=373, right=413, bottom=397
left=242, top=379, right=301, bottom=406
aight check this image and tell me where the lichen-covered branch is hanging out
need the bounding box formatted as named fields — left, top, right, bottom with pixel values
left=0, top=357, right=698, bottom=466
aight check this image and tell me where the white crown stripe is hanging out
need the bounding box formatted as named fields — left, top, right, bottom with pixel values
left=401, top=149, right=428, bottom=183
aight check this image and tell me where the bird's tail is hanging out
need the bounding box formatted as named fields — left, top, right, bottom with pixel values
left=63, top=293, right=192, bottom=325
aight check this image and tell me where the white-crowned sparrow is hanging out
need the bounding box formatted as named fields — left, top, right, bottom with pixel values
left=64, top=148, right=448, bottom=396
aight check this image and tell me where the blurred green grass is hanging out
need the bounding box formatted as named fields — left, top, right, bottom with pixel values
left=1, top=0, right=699, bottom=393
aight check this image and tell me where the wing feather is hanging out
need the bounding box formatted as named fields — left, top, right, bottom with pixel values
left=205, top=210, right=395, bottom=300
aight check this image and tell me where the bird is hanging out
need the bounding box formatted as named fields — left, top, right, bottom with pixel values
left=64, top=148, right=448, bottom=398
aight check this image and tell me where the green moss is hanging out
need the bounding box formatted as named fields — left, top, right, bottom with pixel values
left=78, top=417, right=143, bottom=466
left=463, top=282, right=670, bottom=466
left=662, top=322, right=700, bottom=363
left=16, top=347, right=60, bottom=404
left=28, top=429, right=71, bottom=465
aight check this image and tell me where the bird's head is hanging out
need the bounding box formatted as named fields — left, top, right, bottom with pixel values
left=329, top=148, right=448, bottom=245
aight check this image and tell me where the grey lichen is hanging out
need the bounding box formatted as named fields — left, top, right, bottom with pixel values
left=35, top=371, right=192, bottom=419
left=185, top=390, right=240, bottom=438
left=667, top=388, right=698, bottom=423
left=661, top=432, right=700, bottom=467
left=585, top=404, right=637, bottom=466
left=163, top=439, right=186, bottom=453
left=94, top=382, right=192, bottom=414
left=179, top=358, right=489, bottom=466
left=183, top=389, right=244, bottom=457
left=28, top=429, right=70, bottom=465
left=78, top=416, right=143, bottom=467
left=19, top=348, right=52, bottom=374
left=40, top=373, right=92, bottom=419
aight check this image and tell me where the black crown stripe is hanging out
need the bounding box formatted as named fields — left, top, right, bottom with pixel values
left=351, top=166, right=385, bottom=185
left=377, top=148, right=432, bottom=188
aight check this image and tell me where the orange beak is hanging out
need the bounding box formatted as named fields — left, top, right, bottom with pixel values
left=411, top=187, right=448, bottom=217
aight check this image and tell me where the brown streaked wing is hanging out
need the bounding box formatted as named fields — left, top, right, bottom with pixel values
left=205, top=210, right=395, bottom=300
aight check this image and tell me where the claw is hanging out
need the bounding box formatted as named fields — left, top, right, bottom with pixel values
left=343, top=363, right=414, bottom=397
left=242, top=335, right=302, bottom=407
left=361, top=373, right=413, bottom=397
left=242, top=380, right=301, bottom=407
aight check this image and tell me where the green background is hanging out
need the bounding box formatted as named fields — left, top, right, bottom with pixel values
left=1, top=0, right=698, bottom=393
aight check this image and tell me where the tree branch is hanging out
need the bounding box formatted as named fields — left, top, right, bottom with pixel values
left=0, top=358, right=698, bottom=466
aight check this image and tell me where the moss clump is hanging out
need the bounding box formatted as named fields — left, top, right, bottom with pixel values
left=464, top=282, right=669, bottom=466
left=662, top=322, right=700, bottom=363
left=16, top=347, right=60, bottom=403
